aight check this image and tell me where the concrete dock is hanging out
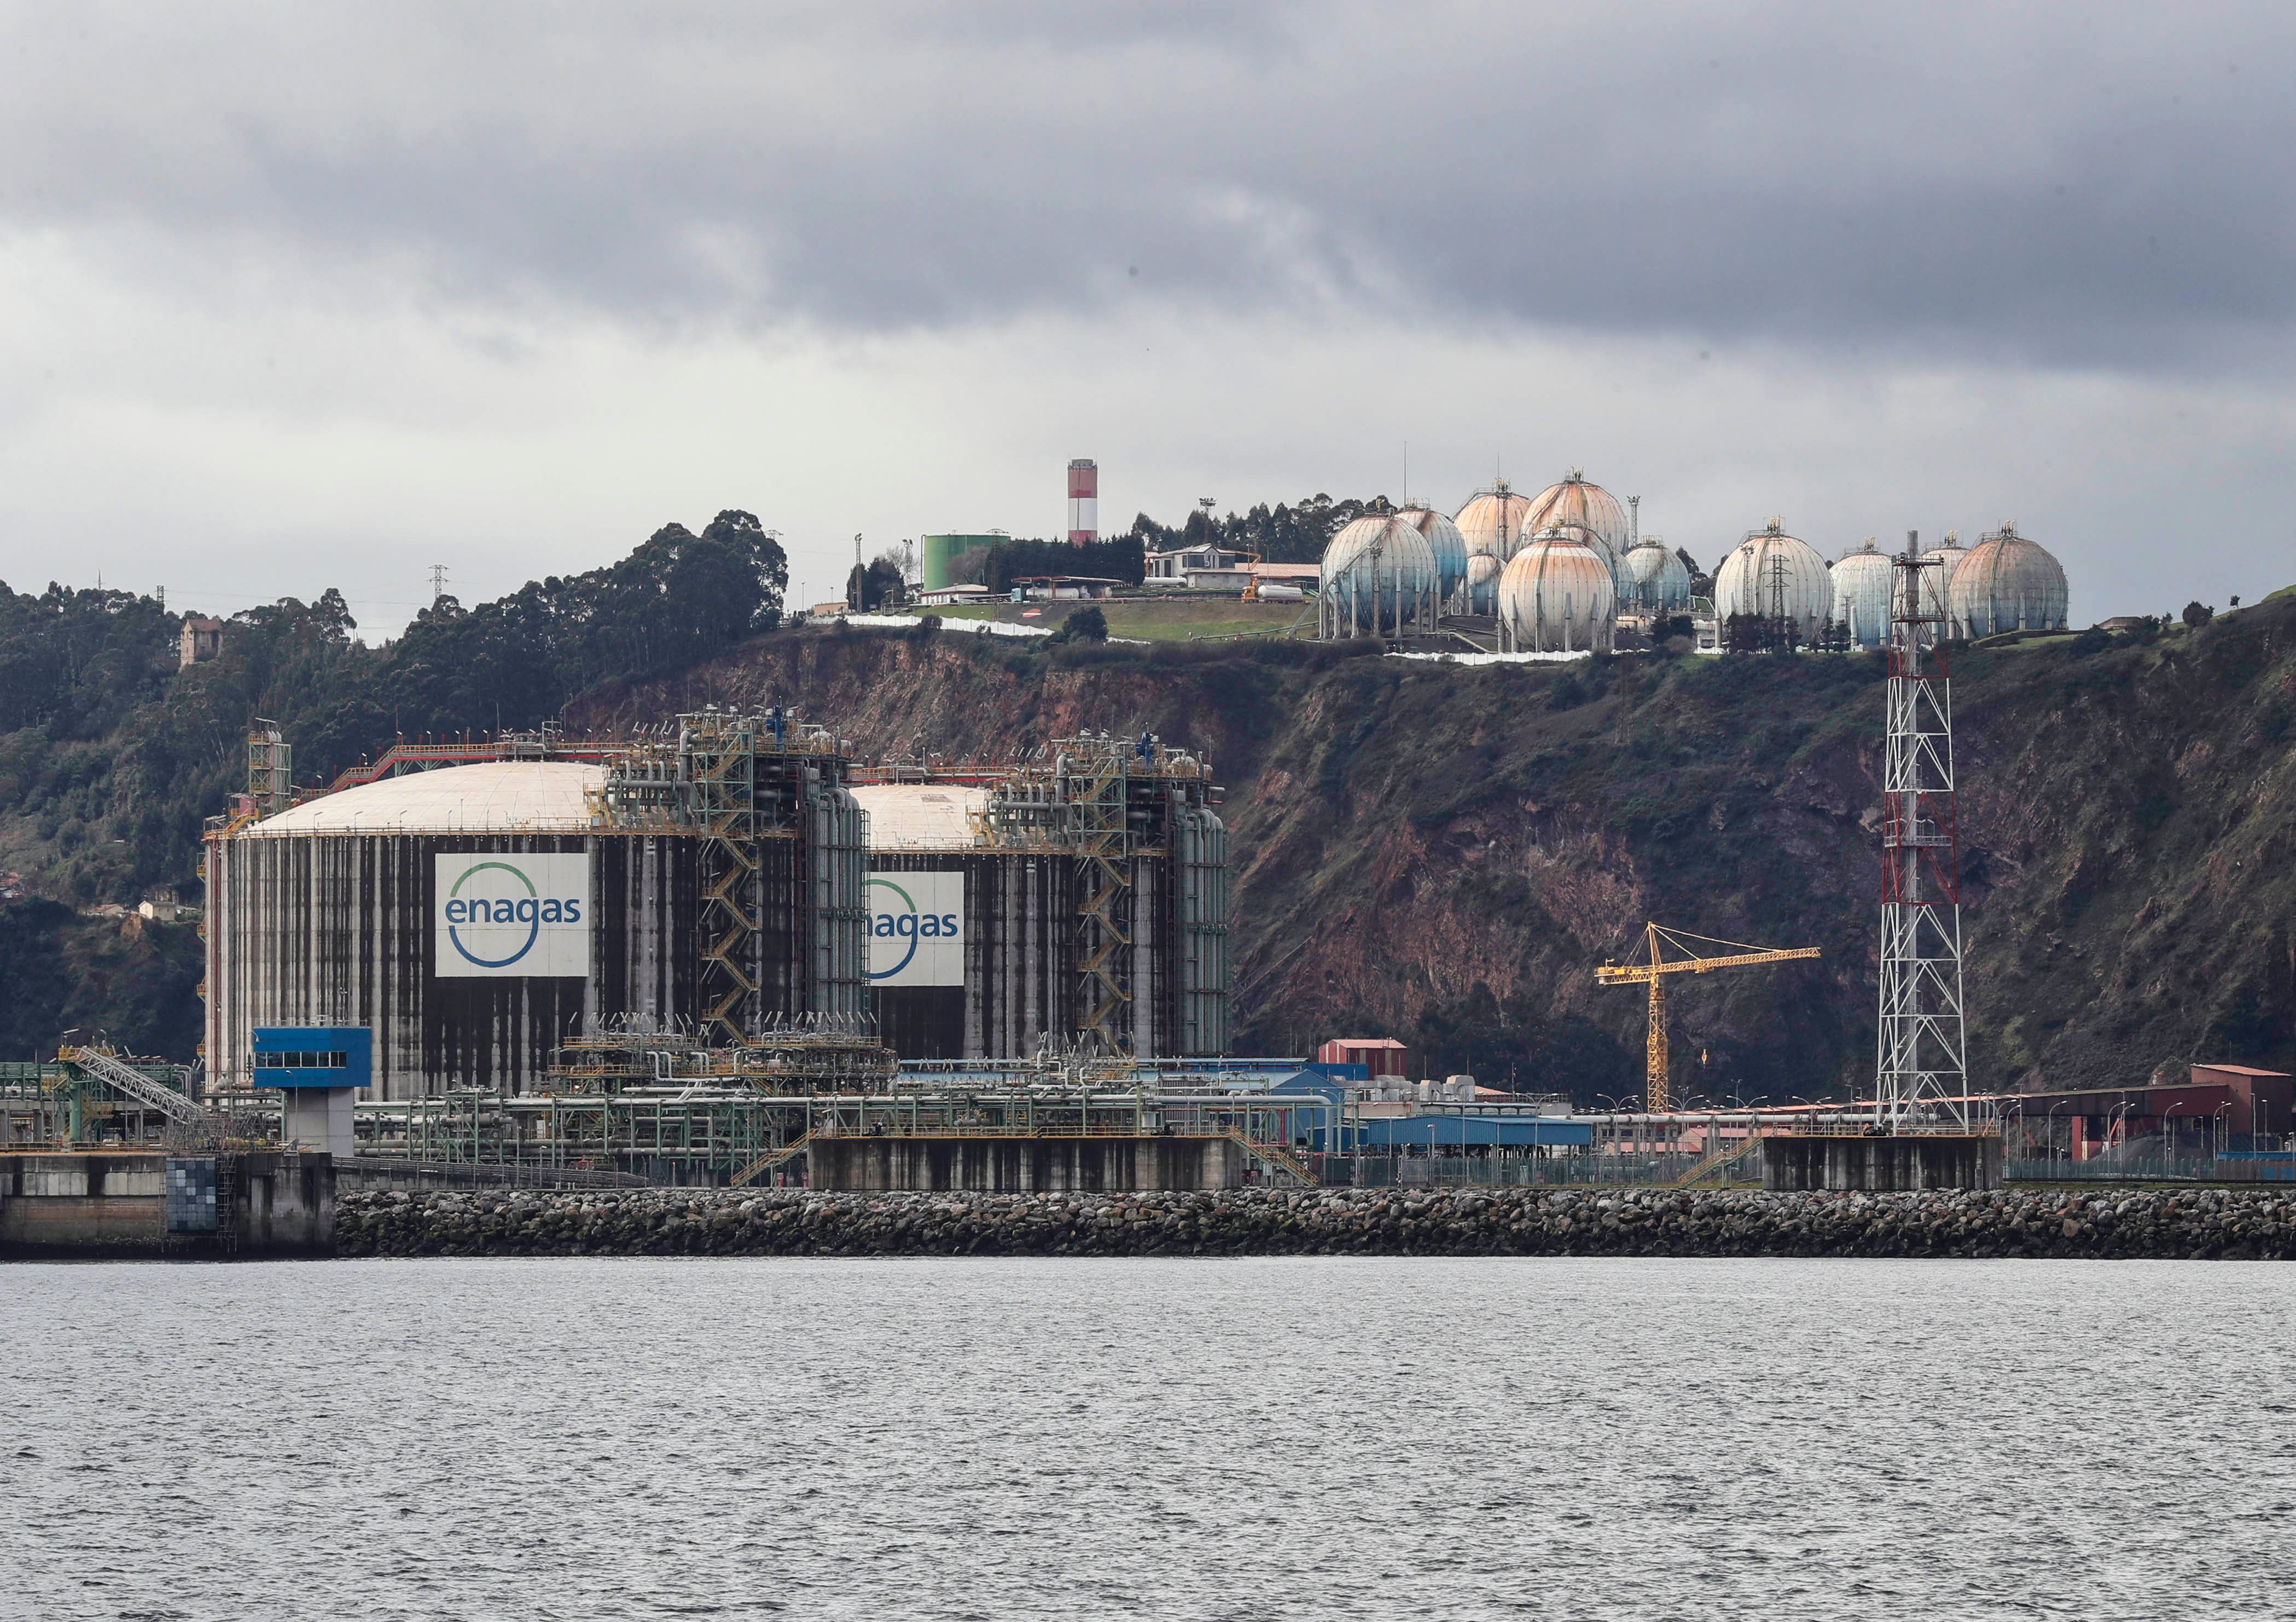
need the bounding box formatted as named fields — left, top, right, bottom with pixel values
left=0, top=1152, right=334, bottom=1258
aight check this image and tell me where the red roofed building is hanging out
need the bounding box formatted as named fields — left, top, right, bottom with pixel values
left=1318, top=1037, right=1409, bottom=1079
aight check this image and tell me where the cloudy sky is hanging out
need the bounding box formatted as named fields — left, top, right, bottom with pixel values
left=4, top=1, right=2291, bottom=633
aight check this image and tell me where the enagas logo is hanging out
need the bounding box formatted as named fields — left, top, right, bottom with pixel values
left=866, top=872, right=965, bottom=987
left=433, top=853, right=591, bottom=979
left=443, top=861, right=581, bottom=967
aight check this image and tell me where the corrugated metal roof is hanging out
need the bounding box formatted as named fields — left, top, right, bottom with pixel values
left=241, top=761, right=607, bottom=836
left=851, top=784, right=990, bottom=851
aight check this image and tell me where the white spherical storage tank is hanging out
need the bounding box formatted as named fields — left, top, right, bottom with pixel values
left=1496, top=528, right=1617, bottom=654
left=1397, top=507, right=1470, bottom=610
left=1624, top=539, right=1692, bottom=614
left=1454, top=484, right=1538, bottom=569
left=1831, top=541, right=1896, bottom=649
left=1948, top=522, right=2070, bottom=639
left=1920, top=533, right=1972, bottom=629
left=1523, top=471, right=1634, bottom=600
left=1320, top=514, right=1439, bottom=638
left=1464, top=552, right=1504, bottom=615
left=1713, top=521, right=1833, bottom=646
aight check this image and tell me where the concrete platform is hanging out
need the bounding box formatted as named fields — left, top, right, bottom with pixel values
left=809, top=1135, right=1246, bottom=1193
left=1, top=1152, right=335, bottom=1258
left=1762, top=1133, right=2002, bottom=1193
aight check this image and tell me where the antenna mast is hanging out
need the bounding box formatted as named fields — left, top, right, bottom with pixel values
left=1877, top=528, right=1969, bottom=1132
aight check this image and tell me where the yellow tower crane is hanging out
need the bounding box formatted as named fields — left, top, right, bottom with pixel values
left=1595, top=924, right=1821, bottom=1113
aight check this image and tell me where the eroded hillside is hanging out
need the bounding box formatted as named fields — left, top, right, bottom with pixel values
left=567, top=601, right=2296, bottom=1101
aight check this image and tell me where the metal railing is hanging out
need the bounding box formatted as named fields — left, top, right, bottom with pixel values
left=2008, top=1154, right=2296, bottom=1185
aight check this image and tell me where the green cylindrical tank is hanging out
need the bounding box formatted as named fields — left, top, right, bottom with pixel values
left=921, top=534, right=1002, bottom=593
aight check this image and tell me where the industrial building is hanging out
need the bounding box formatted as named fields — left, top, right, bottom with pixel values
left=203, top=715, right=1230, bottom=1100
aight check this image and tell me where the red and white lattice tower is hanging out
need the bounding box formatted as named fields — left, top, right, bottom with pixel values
left=1067, top=459, right=1098, bottom=547
left=1876, top=530, right=1970, bottom=1131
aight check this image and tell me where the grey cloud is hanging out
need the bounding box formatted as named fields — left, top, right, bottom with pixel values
left=10, top=1, right=2296, bottom=365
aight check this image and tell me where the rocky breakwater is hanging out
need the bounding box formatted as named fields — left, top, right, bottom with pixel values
left=334, top=1185, right=2296, bottom=1260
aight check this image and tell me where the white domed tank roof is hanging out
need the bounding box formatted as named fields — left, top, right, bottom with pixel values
left=1321, top=514, right=1440, bottom=634
left=1948, top=522, right=2070, bottom=638
left=1454, top=482, right=1538, bottom=562
left=1525, top=471, right=1634, bottom=599
left=1624, top=538, right=1692, bottom=614
left=241, top=761, right=607, bottom=836
left=1525, top=471, right=1631, bottom=554
left=1713, top=521, right=1833, bottom=644
left=1831, top=540, right=1896, bottom=650
left=1397, top=506, right=1469, bottom=603
left=1496, top=528, right=1617, bottom=654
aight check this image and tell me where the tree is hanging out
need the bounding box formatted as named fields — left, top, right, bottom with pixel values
left=1721, top=611, right=1774, bottom=654
left=2182, top=601, right=2214, bottom=629
left=1048, top=604, right=1109, bottom=643
left=844, top=555, right=905, bottom=611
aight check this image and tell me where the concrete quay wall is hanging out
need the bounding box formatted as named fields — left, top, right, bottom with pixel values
left=0, top=1152, right=334, bottom=1259
left=333, top=1184, right=2296, bottom=1261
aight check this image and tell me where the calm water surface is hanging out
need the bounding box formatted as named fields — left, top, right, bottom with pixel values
left=3, top=1257, right=2291, bottom=1620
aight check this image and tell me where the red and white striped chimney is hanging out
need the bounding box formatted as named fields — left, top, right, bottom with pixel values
left=1067, top=458, right=1098, bottom=547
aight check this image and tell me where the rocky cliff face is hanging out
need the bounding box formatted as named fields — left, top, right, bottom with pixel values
left=566, top=601, right=2296, bottom=1102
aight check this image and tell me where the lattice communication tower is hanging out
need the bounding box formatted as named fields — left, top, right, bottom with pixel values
left=1876, top=531, right=1970, bottom=1130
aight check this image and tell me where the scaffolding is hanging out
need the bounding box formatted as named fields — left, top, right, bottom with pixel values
left=973, top=732, right=1227, bottom=1057
left=590, top=706, right=869, bottom=1040
left=246, top=719, right=292, bottom=817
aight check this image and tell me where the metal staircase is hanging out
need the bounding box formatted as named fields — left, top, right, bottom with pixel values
left=730, top=1131, right=815, bottom=1187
